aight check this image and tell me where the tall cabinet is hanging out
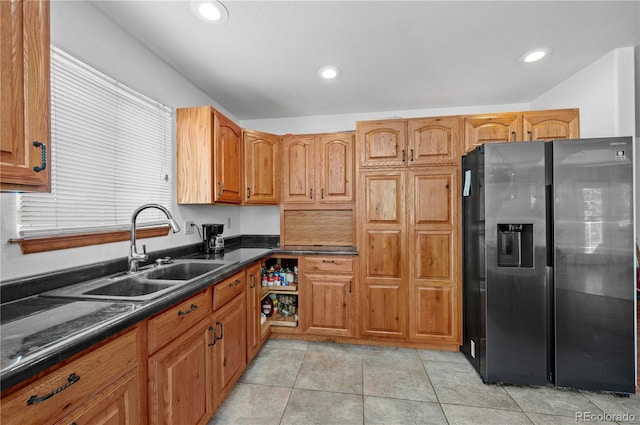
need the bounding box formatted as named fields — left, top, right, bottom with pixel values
left=1, top=0, right=51, bottom=192
left=356, top=116, right=462, bottom=346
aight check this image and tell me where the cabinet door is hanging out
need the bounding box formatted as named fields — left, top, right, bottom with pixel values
left=243, top=130, right=281, bottom=204
left=148, top=319, right=213, bottom=425
left=303, top=273, right=355, bottom=337
left=57, top=368, right=142, bottom=425
left=522, top=109, right=579, bottom=141
left=177, top=106, right=214, bottom=204
left=282, top=135, right=315, bottom=203
left=408, top=116, right=461, bottom=165
left=408, top=167, right=461, bottom=344
left=214, top=112, right=242, bottom=203
left=211, top=294, right=246, bottom=406
left=317, top=133, right=354, bottom=203
left=358, top=171, right=408, bottom=339
left=464, top=113, right=521, bottom=152
left=356, top=120, right=407, bottom=167
left=245, top=262, right=263, bottom=363
left=1, top=0, right=50, bottom=192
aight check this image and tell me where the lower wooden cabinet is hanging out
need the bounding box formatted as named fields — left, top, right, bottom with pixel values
left=55, top=367, right=142, bottom=425
left=246, top=261, right=265, bottom=363
left=211, top=290, right=246, bottom=407
left=0, top=328, right=141, bottom=425
left=302, top=256, right=357, bottom=338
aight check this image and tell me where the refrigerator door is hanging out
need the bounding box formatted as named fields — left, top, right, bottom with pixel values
left=485, top=141, right=549, bottom=385
left=553, top=137, right=635, bottom=393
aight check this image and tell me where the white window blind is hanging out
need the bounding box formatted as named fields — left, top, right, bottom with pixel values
left=19, top=47, right=173, bottom=236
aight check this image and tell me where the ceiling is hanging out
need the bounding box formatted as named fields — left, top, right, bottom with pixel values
left=91, top=1, right=640, bottom=121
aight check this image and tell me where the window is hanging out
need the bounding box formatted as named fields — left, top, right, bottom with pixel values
left=18, top=47, right=173, bottom=238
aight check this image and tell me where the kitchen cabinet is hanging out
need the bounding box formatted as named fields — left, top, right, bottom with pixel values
left=176, top=106, right=242, bottom=204
left=148, top=318, right=213, bottom=425
left=522, top=109, right=579, bottom=141
left=357, top=117, right=461, bottom=168
left=358, top=170, right=408, bottom=339
left=282, top=132, right=354, bottom=205
left=302, top=256, right=357, bottom=338
left=463, top=109, right=579, bottom=153
left=246, top=261, right=266, bottom=363
left=211, top=274, right=246, bottom=407
left=243, top=129, right=281, bottom=205
left=0, top=0, right=51, bottom=192
left=407, top=167, right=460, bottom=344
left=1, top=327, right=142, bottom=425
left=260, top=256, right=300, bottom=333
left=147, top=290, right=213, bottom=425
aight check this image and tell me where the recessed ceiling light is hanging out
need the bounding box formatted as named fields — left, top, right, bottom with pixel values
left=318, top=66, right=341, bottom=80
left=522, top=48, right=551, bottom=63
left=191, top=0, right=228, bottom=24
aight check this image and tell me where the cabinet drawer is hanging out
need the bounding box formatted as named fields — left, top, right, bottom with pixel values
left=213, top=271, right=245, bottom=310
left=1, top=328, right=139, bottom=425
left=305, top=257, right=354, bottom=274
left=148, top=290, right=211, bottom=353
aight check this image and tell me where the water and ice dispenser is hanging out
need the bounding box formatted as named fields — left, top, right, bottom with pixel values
left=497, top=224, right=533, bottom=268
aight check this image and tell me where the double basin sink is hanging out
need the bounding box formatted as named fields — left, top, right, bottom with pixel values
left=42, top=259, right=237, bottom=302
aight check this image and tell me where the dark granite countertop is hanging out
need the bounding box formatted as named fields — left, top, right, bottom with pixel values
left=0, top=241, right=358, bottom=391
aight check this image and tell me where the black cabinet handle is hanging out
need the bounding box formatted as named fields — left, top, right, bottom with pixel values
left=349, top=280, right=352, bottom=293
left=511, top=131, right=517, bottom=142
left=402, top=149, right=406, bottom=162
left=215, top=321, right=224, bottom=340
left=177, top=304, right=197, bottom=316
left=33, top=141, right=47, bottom=172
left=528, top=130, right=533, bottom=141
left=321, top=188, right=324, bottom=199
left=322, top=259, right=336, bottom=263
left=410, top=149, right=414, bottom=162
left=310, top=188, right=313, bottom=199
left=27, top=373, right=80, bottom=405
left=247, top=187, right=251, bottom=199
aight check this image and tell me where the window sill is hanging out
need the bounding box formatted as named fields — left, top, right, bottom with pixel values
left=9, top=226, right=171, bottom=254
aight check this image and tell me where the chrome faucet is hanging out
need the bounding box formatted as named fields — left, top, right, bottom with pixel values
left=129, top=203, right=180, bottom=273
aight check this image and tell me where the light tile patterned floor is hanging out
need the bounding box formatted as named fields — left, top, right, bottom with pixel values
left=208, top=338, right=640, bottom=425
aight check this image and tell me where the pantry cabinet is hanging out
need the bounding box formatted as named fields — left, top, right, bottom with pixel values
left=463, top=108, right=579, bottom=153
left=358, top=170, right=408, bottom=339
left=0, top=0, right=51, bottom=192
left=176, top=106, right=242, bottom=204
left=1, top=327, right=142, bottom=425
left=302, top=256, right=357, bottom=338
left=243, top=130, right=281, bottom=205
left=282, top=133, right=354, bottom=205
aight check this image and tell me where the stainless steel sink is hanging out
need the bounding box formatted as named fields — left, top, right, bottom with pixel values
left=40, top=259, right=237, bottom=302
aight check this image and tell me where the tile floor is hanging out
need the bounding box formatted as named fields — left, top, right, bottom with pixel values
left=208, top=338, right=640, bottom=425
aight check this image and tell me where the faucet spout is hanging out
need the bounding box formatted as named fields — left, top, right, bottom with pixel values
left=129, top=203, right=180, bottom=273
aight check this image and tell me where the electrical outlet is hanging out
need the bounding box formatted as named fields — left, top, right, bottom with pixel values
left=227, top=217, right=231, bottom=229
left=184, top=221, right=195, bottom=235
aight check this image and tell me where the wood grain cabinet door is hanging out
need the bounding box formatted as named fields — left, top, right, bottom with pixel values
left=522, top=109, right=579, bottom=141
left=243, top=130, right=281, bottom=204
left=245, top=262, right=263, bottom=363
left=1, top=0, right=51, bottom=192
left=464, top=113, right=521, bottom=152
left=317, top=133, right=354, bottom=203
left=356, top=120, right=407, bottom=168
left=408, top=116, right=461, bottom=165
left=214, top=112, right=242, bottom=204
left=282, top=135, right=315, bottom=203
left=148, top=320, right=213, bottom=425
left=408, top=167, right=461, bottom=343
left=303, top=273, right=356, bottom=337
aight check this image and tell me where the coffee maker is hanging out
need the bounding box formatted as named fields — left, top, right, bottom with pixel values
left=202, top=223, right=224, bottom=254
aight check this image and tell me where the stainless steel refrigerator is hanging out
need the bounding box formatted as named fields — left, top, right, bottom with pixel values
left=462, top=137, right=635, bottom=394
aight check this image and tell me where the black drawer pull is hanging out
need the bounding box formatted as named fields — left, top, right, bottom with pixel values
left=322, top=260, right=336, bottom=264
left=27, top=373, right=80, bottom=405
left=177, top=304, right=197, bottom=316
left=228, top=279, right=241, bottom=287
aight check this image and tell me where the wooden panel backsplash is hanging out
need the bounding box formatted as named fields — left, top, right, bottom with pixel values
left=283, top=210, right=354, bottom=246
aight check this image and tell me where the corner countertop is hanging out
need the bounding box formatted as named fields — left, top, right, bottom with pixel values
left=0, top=245, right=358, bottom=391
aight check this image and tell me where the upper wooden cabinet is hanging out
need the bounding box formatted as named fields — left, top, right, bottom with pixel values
left=243, top=130, right=281, bottom=205
left=282, top=132, right=354, bottom=205
left=522, top=109, right=579, bottom=141
left=464, top=113, right=521, bottom=152
left=357, top=117, right=461, bottom=167
left=464, top=108, right=579, bottom=153
left=1, top=0, right=51, bottom=192
left=176, top=106, right=242, bottom=204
